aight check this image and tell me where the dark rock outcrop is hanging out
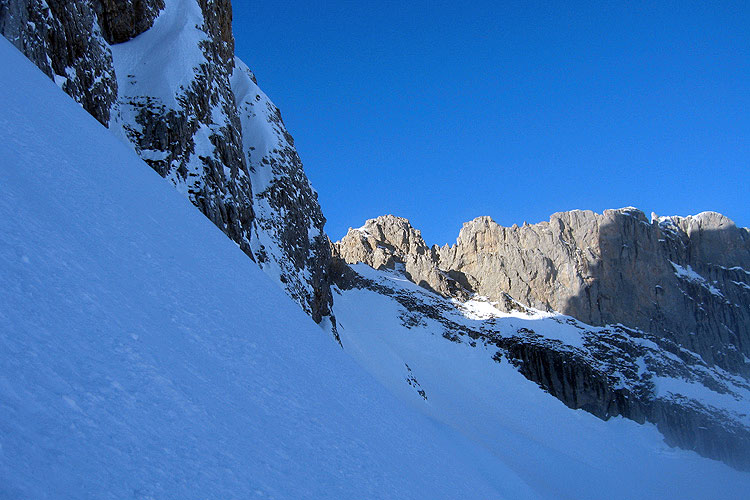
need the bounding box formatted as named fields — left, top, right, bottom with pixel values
left=94, top=0, right=165, bottom=44
left=1, top=0, right=334, bottom=325
left=0, top=0, right=119, bottom=125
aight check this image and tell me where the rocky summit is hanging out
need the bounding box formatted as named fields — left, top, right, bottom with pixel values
left=334, top=209, right=750, bottom=377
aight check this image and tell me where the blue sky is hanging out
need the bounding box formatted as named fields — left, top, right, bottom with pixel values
left=233, top=1, right=749, bottom=245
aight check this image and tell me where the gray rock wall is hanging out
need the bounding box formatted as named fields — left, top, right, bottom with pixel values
left=0, top=0, right=120, bottom=125
left=334, top=209, right=750, bottom=376
left=94, top=0, right=165, bottom=44
left=331, top=215, right=471, bottom=300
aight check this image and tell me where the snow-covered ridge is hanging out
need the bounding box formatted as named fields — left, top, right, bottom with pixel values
left=333, top=263, right=750, bottom=474
left=230, top=56, right=334, bottom=325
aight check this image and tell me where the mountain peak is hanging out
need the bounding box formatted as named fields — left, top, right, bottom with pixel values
left=336, top=207, right=750, bottom=376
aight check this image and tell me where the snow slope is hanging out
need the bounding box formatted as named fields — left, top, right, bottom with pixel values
left=0, top=37, right=537, bottom=499
left=333, top=265, right=750, bottom=499
left=2, top=20, right=749, bottom=500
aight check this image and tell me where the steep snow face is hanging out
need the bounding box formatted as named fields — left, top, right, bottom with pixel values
left=0, top=38, right=539, bottom=499
left=1, top=0, right=334, bottom=325
left=332, top=264, right=750, bottom=498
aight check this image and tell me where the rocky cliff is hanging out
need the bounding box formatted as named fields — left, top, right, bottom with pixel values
left=1, top=0, right=334, bottom=325
left=333, top=215, right=472, bottom=301
left=334, top=209, right=750, bottom=377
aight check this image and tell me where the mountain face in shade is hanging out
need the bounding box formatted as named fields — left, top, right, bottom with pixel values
left=0, top=0, right=334, bottom=325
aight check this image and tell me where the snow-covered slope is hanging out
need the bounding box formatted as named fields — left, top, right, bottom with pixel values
left=108, top=0, right=335, bottom=324
left=0, top=37, right=538, bottom=499
left=1, top=0, right=335, bottom=326
left=2, top=5, right=749, bottom=499
left=333, top=264, right=750, bottom=499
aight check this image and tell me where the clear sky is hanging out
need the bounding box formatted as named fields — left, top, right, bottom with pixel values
left=232, top=1, right=749, bottom=246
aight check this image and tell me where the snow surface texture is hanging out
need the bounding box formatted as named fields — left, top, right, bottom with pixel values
left=333, top=264, right=750, bottom=499
left=0, top=38, right=536, bottom=499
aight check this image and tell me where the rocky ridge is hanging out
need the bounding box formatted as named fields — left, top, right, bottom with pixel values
left=334, top=209, right=750, bottom=376
left=1, top=0, right=334, bottom=325
left=332, top=215, right=472, bottom=301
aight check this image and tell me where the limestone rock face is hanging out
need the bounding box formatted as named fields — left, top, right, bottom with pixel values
left=335, top=208, right=750, bottom=376
left=94, top=0, right=165, bottom=44
left=332, top=215, right=471, bottom=300
left=1, top=0, right=334, bottom=325
left=0, top=0, right=119, bottom=125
